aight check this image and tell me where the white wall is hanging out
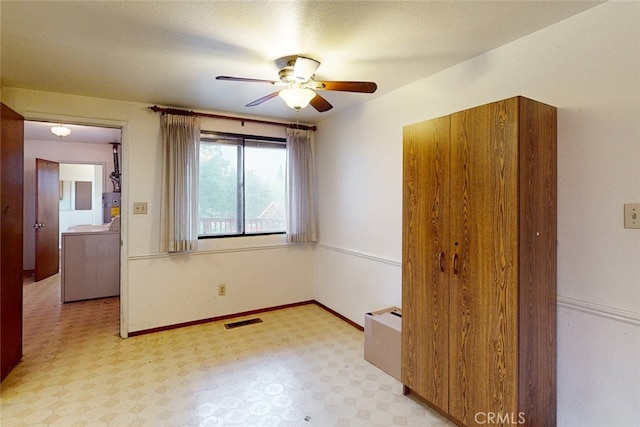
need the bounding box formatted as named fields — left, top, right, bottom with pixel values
left=313, top=2, right=639, bottom=425
left=58, top=163, right=104, bottom=247
left=5, top=89, right=315, bottom=335
left=127, top=244, right=314, bottom=331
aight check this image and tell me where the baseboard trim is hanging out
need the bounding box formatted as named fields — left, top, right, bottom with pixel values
left=313, top=300, right=365, bottom=331
left=129, top=300, right=315, bottom=336
left=128, top=299, right=363, bottom=337
left=557, top=295, right=640, bottom=326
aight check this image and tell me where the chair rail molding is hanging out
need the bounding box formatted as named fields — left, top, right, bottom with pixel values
left=316, top=242, right=401, bottom=267
left=557, top=294, right=640, bottom=326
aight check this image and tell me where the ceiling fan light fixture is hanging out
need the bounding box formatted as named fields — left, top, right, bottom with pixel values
left=50, top=124, right=71, bottom=137
left=279, top=88, right=316, bottom=110
left=292, top=56, right=321, bottom=80
left=219, top=54, right=375, bottom=112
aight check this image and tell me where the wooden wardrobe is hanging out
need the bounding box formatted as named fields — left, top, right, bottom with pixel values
left=401, top=96, right=557, bottom=427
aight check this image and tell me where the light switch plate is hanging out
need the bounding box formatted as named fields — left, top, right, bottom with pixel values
left=133, top=202, right=148, bottom=214
left=624, top=204, right=640, bottom=229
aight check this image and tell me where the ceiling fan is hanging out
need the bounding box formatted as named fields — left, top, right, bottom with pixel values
left=216, top=55, right=377, bottom=112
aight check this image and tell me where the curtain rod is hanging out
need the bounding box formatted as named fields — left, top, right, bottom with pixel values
left=148, top=105, right=317, bottom=131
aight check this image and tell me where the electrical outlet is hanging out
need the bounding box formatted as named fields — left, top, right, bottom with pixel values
left=624, top=203, right=640, bottom=229
left=133, top=202, right=147, bottom=214
left=218, top=284, right=226, bottom=296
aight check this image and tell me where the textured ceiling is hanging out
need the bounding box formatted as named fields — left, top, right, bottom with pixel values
left=24, top=121, right=122, bottom=145
left=2, top=0, right=602, bottom=127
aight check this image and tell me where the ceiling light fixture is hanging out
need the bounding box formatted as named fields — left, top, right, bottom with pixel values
left=279, top=88, right=316, bottom=110
left=50, top=124, right=71, bottom=137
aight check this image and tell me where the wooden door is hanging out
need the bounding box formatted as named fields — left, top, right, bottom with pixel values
left=401, top=116, right=451, bottom=410
left=448, top=98, right=520, bottom=425
left=1, top=103, right=24, bottom=381
left=35, top=158, right=60, bottom=281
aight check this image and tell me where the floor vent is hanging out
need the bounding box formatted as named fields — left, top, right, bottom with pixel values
left=224, top=318, right=263, bottom=329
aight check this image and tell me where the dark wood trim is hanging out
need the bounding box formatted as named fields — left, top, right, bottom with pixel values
left=313, top=300, right=364, bottom=331
left=128, top=299, right=363, bottom=337
left=129, top=300, right=314, bottom=336
left=148, top=105, right=317, bottom=131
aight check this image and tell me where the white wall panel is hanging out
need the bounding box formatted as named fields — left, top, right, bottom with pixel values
left=313, top=244, right=400, bottom=327
left=557, top=304, right=640, bottom=426
left=128, top=245, right=314, bottom=332
left=313, top=2, right=639, bottom=424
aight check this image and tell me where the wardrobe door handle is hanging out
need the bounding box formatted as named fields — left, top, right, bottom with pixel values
left=452, top=253, right=459, bottom=275
left=438, top=252, right=445, bottom=273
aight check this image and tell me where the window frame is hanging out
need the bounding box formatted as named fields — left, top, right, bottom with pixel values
left=198, top=130, right=287, bottom=239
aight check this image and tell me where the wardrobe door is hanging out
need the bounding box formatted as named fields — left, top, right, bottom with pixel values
left=448, top=99, right=520, bottom=425
left=402, top=116, right=450, bottom=410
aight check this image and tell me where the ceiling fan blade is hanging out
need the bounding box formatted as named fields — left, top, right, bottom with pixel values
left=312, top=81, right=377, bottom=93
left=216, top=76, right=278, bottom=85
left=293, top=56, right=321, bottom=80
left=246, top=91, right=280, bottom=107
left=310, top=94, right=333, bottom=112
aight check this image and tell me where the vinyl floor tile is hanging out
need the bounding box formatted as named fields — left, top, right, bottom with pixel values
left=0, top=273, right=454, bottom=427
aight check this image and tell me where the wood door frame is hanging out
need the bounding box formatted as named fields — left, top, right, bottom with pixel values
left=22, top=115, right=128, bottom=338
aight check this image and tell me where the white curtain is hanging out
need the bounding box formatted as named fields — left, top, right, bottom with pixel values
left=286, top=128, right=318, bottom=243
left=160, top=114, right=200, bottom=252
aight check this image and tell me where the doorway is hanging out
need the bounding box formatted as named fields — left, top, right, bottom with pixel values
left=23, top=120, right=123, bottom=328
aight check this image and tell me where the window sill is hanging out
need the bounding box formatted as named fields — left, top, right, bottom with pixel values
left=195, top=232, right=289, bottom=252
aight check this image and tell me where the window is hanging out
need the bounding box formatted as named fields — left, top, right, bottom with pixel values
left=198, top=132, right=286, bottom=237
